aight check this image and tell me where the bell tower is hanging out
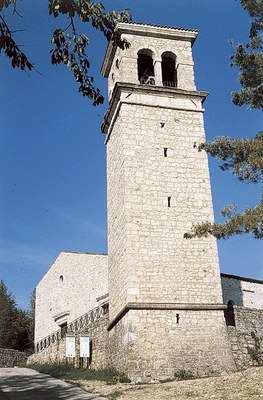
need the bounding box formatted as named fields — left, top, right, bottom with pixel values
left=101, top=22, right=235, bottom=382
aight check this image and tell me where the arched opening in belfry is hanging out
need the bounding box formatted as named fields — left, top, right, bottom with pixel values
left=161, top=52, right=177, bottom=87
left=137, top=49, right=155, bottom=85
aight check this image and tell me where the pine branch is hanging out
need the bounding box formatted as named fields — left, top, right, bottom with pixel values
left=184, top=202, right=263, bottom=240
left=199, top=133, right=263, bottom=183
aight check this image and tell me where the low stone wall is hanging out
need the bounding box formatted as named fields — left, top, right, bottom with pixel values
left=28, top=303, right=263, bottom=376
left=226, top=306, right=263, bottom=370
left=27, top=335, right=66, bottom=365
left=0, top=348, right=28, bottom=367
left=27, top=312, right=109, bottom=370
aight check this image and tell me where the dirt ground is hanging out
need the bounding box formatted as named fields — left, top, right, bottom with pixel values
left=70, top=366, right=263, bottom=400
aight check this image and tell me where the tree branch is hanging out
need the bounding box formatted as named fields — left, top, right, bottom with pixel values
left=0, top=14, right=41, bottom=75
left=184, top=202, right=263, bottom=240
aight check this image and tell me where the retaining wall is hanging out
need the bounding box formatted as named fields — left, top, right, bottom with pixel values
left=226, top=306, right=263, bottom=369
left=27, top=312, right=109, bottom=370
left=0, top=348, right=28, bottom=367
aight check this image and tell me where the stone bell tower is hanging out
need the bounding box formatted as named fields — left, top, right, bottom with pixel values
left=101, top=22, right=235, bottom=381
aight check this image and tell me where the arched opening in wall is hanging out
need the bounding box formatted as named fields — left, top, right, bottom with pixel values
left=161, top=52, right=177, bottom=88
left=224, top=300, right=236, bottom=327
left=137, top=49, right=155, bottom=85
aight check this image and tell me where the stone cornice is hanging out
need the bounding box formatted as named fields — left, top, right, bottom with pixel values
left=108, top=302, right=227, bottom=331
left=101, top=22, right=198, bottom=77
left=101, top=82, right=208, bottom=141
left=53, top=311, right=70, bottom=322
left=116, top=22, right=198, bottom=37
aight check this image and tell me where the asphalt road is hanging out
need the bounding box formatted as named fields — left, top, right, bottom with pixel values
left=0, top=368, right=106, bottom=400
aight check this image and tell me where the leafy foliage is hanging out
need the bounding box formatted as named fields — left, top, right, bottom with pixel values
left=231, top=0, right=263, bottom=109
left=0, top=0, right=132, bottom=104
left=186, top=0, right=263, bottom=240
left=26, top=288, right=36, bottom=348
left=0, top=280, right=17, bottom=348
left=0, top=280, right=34, bottom=352
left=49, top=0, right=131, bottom=104
left=0, top=0, right=16, bottom=13
left=0, top=14, right=33, bottom=72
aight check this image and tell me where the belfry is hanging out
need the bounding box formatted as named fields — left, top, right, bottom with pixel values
left=101, top=22, right=236, bottom=381
left=31, top=22, right=263, bottom=381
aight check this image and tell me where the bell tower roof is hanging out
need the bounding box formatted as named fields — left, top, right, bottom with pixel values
left=101, top=22, right=199, bottom=78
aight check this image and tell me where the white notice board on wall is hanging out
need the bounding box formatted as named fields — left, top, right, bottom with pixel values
left=80, top=335, right=90, bottom=357
left=66, top=334, right=75, bottom=357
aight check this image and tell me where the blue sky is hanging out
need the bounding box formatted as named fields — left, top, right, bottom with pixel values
left=1, top=0, right=262, bottom=309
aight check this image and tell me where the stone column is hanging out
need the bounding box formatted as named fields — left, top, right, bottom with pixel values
left=154, top=57, right=162, bottom=86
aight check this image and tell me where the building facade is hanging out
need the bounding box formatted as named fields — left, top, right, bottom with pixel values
left=29, top=22, right=263, bottom=382
left=35, top=251, right=108, bottom=343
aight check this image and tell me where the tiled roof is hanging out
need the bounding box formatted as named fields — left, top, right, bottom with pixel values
left=126, top=21, right=198, bottom=33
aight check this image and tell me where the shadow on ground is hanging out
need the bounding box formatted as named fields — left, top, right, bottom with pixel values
left=0, top=369, right=105, bottom=400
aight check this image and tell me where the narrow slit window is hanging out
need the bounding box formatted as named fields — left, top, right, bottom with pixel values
left=59, top=275, right=64, bottom=287
left=168, top=197, right=171, bottom=207
left=176, top=313, right=180, bottom=324
left=164, top=148, right=168, bottom=157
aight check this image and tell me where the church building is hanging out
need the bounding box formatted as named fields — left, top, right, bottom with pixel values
left=29, top=22, right=263, bottom=382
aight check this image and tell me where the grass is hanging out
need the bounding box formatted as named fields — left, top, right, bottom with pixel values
left=29, top=363, right=129, bottom=383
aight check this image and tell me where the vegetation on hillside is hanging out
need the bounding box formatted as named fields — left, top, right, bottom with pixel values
left=0, top=280, right=34, bottom=352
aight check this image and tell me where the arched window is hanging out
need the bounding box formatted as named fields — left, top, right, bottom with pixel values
left=161, top=52, right=177, bottom=88
left=224, top=300, right=236, bottom=326
left=137, top=49, right=155, bottom=85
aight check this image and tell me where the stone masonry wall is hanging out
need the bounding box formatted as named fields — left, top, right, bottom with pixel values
left=0, top=348, right=28, bottom=367
left=226, top=306, right=263, bottom=370
left=35, top=252, right=108, bottom=342
left=28, top=311, right=109, bottom=370
left=27, top=335, right=67, bottom=366
left=108, top=309, right=235, bottom=382
left=107, top=96, right=223, bottom=321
